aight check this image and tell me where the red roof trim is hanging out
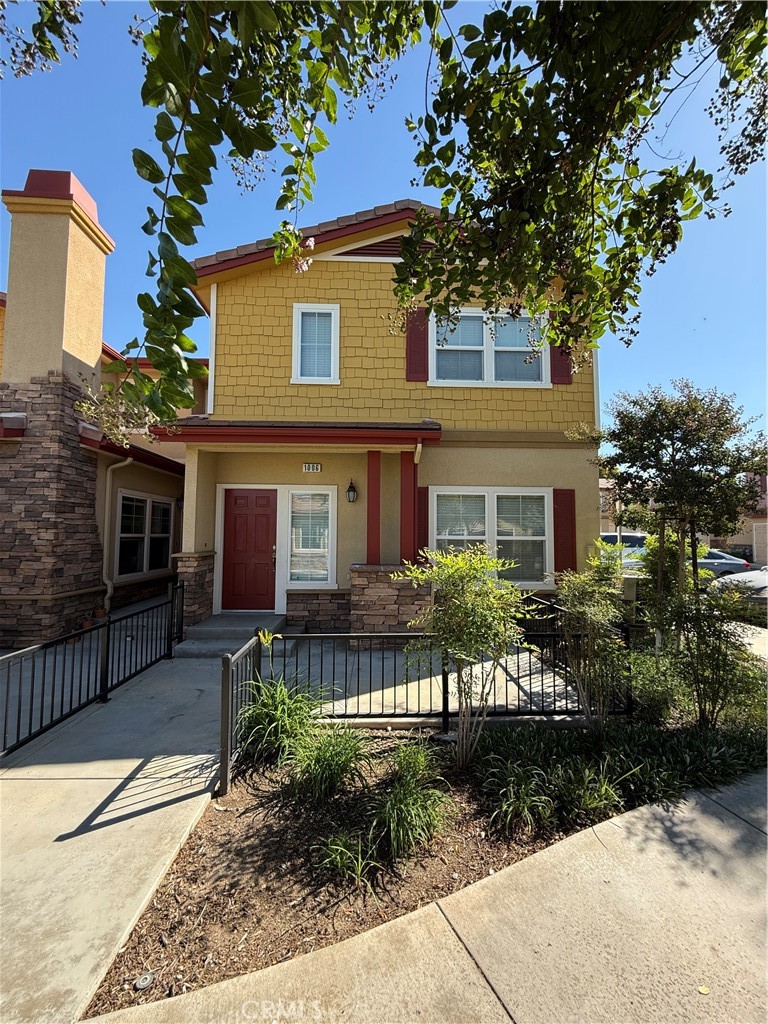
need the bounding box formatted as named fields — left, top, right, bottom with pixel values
left=0, top=291, right=6, bottom=309
left=154, top=423, right=442, bottom=447
left=80, top=435, right=185, bottom=476
left=194, top=209, right=420, bottom=279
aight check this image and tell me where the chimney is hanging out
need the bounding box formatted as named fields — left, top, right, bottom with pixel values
left=1, top=169, right=114, bottom=384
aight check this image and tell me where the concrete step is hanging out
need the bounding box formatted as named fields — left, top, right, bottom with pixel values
left=175, top=615, right=303, bottom=660
left=186, top=613, right=286, bottom=641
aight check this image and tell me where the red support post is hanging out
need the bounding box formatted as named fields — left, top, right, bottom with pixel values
left=366, top=450, right=381, bottom=564
left=400, top=451, right=417, bottom=563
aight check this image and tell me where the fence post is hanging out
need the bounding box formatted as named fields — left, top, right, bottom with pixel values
left=163, top=583, right=174, bottom=659
left=219, top=654, right=233, bottom=796
left=441, top=663, right=450, bottom=734
left=98, top=619, right=111, bottom=703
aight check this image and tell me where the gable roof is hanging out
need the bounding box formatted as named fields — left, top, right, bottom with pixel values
left=192, top=199, right=440, bottom=278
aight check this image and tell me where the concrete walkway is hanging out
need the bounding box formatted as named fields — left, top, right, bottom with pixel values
left=0, top=656, right=221, bottom=1024
left=92, top=770, right=767, bottom=1024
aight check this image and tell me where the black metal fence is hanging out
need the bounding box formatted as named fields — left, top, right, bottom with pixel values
left=0, top=583, right=184, bottom=756
left=218, top=615, right=633, bottom=794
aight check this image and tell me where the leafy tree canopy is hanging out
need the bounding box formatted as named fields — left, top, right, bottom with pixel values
left=589, top=379, right=766, bottom=592
left=3, top=1, right=766, bottom=437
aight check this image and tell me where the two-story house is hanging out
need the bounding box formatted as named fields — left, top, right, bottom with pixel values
left=167, top=200, right=600, bottom=632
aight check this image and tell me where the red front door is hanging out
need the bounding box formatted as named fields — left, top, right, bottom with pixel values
left=222, top=489, right=277, bottom=610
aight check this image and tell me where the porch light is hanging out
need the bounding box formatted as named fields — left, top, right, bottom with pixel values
left=346, top=479, right=358, bottom=503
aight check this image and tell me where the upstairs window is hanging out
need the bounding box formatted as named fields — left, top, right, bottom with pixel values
left=292, top=304, right=340, bottom=384
left=431, top=311, right=549, bottom=387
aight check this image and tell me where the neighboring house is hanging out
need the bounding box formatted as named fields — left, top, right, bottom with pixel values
left=0, top=170, right=193, bottom=648
left=161, top=200, right=600, bottom=632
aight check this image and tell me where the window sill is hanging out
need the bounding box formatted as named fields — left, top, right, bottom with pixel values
left=290, top=378, right=341, bottom=386
left=287, top=580, right=337, bottom=590
left=115, top=567, right=173, bottom=583
left=427, top=380, right=552, bottom=389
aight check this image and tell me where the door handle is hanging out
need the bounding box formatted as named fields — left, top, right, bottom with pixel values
left=272, top=544, right=276, bottom=570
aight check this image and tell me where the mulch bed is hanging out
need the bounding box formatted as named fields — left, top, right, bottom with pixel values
left=84, top=730, right=561, bottom=1018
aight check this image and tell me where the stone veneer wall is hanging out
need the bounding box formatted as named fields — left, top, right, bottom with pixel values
left=0, top=372, right=106, bottom=648
left=174, top=552, right=215, bottom=627
left=349, top=565, right=431, bottom=633
left=286, top=590, right=351, bottom=632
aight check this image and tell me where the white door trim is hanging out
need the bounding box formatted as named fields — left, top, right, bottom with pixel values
left=214, top=483, right=338, bottom=615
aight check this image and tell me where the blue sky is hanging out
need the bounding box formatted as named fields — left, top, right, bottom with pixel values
left=1, top=1, right=765, bottom=426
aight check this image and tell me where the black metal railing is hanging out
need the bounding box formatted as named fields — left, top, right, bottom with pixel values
left=218, top=619, right=632, bottom=794
left=0, top=582, right=184, bottom=756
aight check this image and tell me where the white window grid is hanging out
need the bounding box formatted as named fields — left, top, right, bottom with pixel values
left=429, top=309, right=552, bottom=388
left=291, top=303, right=340, bottom=384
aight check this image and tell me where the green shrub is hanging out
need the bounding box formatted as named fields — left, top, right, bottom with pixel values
left=389, top=742, right=441, bottom=785
left=486, top=762, right=556, bottom=834
left=476, top=722, right=767, bottom=837
left=285, top=727, right=369, bottom=802
left=236, top=676, right=317, bottom=764
left=674, top=591, right=766, bottom=728
left=371, top=776, right=448, bottom=861
left=628, top=650, right=687, bottom=726
left=314, top=831, right=381, bottom=888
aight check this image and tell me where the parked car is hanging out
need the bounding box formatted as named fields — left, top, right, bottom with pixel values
left=712, top=566, right=768, bottom=597
left=610, top=540, right=751, bottom=578
left=600, top=532, right=647, bottom=549
left=697, top=549, right=751, bottom=578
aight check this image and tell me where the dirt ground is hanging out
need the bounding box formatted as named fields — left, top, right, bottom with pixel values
left=85, top=731, right=559, bottom=1018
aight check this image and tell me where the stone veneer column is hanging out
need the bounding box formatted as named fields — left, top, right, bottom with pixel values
left=0, top=373, right=106, bottom=646
left=174, top=552, right=216, bottom=627
left=349, top=565, right=431, bottom=633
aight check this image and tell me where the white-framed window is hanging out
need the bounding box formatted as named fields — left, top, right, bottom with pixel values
left=430, top=309, right=551, bottom=388
left=116, top=491, right=174, bottom=579
left=291, top=303, right=340, bottom=384
left=431, top=487, right=553, bottom=587
left=288, top=489, right=336, bottom=585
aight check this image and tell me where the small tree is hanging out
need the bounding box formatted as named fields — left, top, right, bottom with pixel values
left=393, top=547, right=527, bottom=769
left=596, top=380, right=766, bottom=608
left=556, top=547, right=627, bottom=737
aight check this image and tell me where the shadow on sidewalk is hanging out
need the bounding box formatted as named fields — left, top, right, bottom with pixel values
left=55, top=752, right=218, bottom=841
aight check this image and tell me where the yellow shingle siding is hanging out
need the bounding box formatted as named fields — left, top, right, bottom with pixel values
left=212, top=259, right=595, bottom=431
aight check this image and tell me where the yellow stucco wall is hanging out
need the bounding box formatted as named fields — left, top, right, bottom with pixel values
left=211, top=259, right=596, bottom=431
left=2, top=206, right=107, bottom=384
left=180, top=442, right=599, bottom=599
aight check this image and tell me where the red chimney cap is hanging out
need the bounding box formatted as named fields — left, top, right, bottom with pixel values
left=3, top=169, right=100, bottom=225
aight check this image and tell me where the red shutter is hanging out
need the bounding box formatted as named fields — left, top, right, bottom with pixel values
left=549, top=345, right=573, bottom=385
left=416, top=486, right=429, bottom=559
left=406, top=307, right=429, bottom=382
left=553, top=488, right=577, bottom=572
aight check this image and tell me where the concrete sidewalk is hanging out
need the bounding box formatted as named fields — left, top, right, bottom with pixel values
left=0, top=656, right=221, bottom=1024
left=93, top=770, right=767, bottom=1024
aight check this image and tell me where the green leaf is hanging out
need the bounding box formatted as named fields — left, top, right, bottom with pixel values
left=166, top=215, right=198, bottom=246
left=167, top=195, right=204, bottom=226
left=154, top=112, right=177, bottom=142
left=250, top=3, right=280, bottom=32
left=102, top=359, right=128, bottom=374
left=132, top=148, right=165, bottom=184
left=324, top=83, right=338, bottom=122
